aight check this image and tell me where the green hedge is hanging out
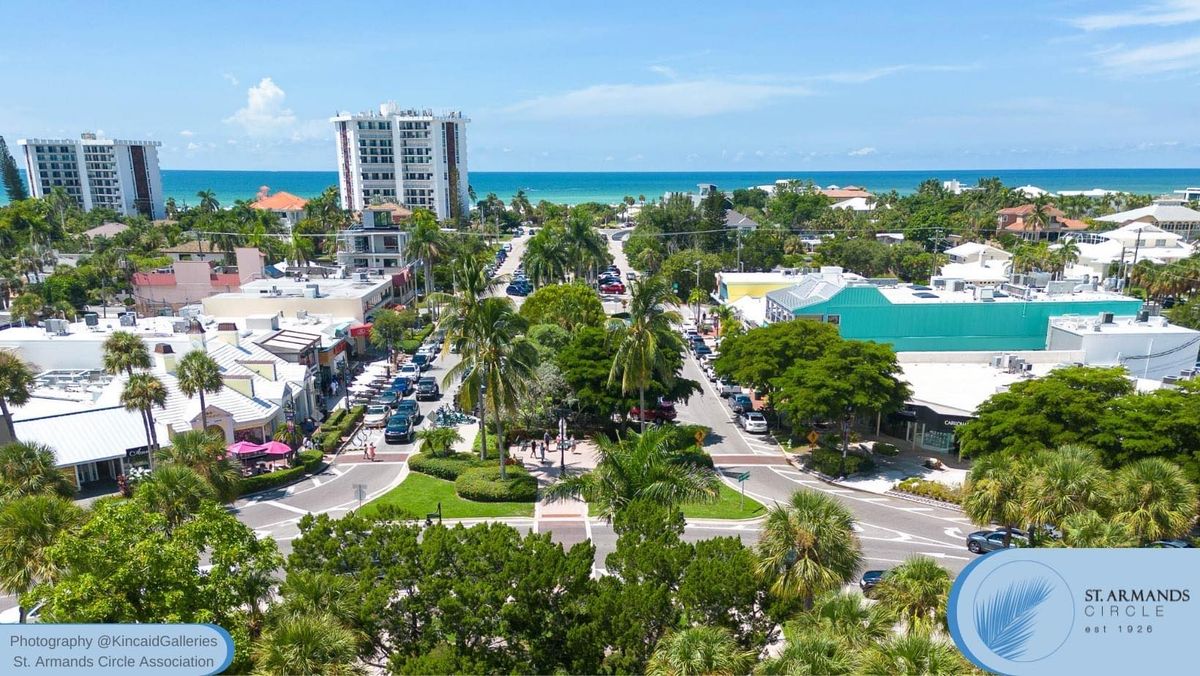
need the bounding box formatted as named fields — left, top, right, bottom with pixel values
left=408, top=452, right=488, bottom=480
left=400, top=324, right=436, bottom=354
left=471, top=432, right=502, bottom=460
left=807, top=447, right=876, bottom=477
left=455, top=465, right=538, bottom=502
left=894, top=477, right=962, bottom=504
left=872, top=442, right=900, bottom=457
left=238, top=449, right=325, bottom=496
left=319, top=405, right=365, bottom=453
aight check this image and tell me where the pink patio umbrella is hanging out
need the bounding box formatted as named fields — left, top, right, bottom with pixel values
left=226, top=440, right=267, bottom=457
left=259, top=441, right=294, bottom=456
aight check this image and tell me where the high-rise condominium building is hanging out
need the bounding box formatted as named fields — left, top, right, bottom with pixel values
left=18, top=133, right=165, bottom=219
left=331, top=103, right=469, bottom=221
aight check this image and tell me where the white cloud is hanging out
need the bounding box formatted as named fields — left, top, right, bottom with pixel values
left=648, top=65, right=678, bottom=79
left=503, top=79, right=811, bottom=119
left=1097, top=36, right=1200, bottom=74
left=604, top=155, right=615, bottom=162
left=810, top=64, right=975, bottom=84
left=222, top=73, right=240, bottom=86
left=179, top=130, right=195, bottom=137
left=1071, top=0, right=1200, bottom=31
left=848, top=146, right=877, bottom=156
left=224, top=77, right=298, bottom=136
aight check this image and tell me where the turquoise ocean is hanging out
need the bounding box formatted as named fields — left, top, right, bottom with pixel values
left=7, top=168, right=1200, bottom=208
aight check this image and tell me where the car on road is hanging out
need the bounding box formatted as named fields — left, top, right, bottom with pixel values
left=374, top=391, right=399, bottom=409
left=740, top=411, right=769, bottom=433
left=967, top=528, right=1029, bottom=554
left=626, top=271, right=638, bottom=281
left=398, top=362, right=421, bottom=378
left=416, top=376, right=441, bottom=401
left=390, top=376, right=413, bottom=396
left=719, top=380, right=742, bottom=398
left=384, top=413, right=415, bottom=443
left=694, top=344, right=712, bottom=358
left=628, top=402, right=678, bottom=422
left=396, top=399, right=422, bottom=424
left=506, top=283, right=531, bottom=297
left=411, top=353, right=432, bottom=371
left=364, top=404, right=390, bottom=428
left=600, top=281, right=626, bottom=294
left=731, top=394, right=753, bottom=414
left=860, top=569, right=889, bottom=597
left=703, top=364, right=718, bottom=381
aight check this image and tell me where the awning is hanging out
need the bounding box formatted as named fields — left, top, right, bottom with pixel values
left=350, top=323, right=373, bottom=337
left=227, top=440, right=266, bottom=457
left=260, top=441, right=294, bottom=456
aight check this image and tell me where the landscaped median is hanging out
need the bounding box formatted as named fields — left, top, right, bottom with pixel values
left=317, top=405, right=366, bottom=454
left=359, top=452, right=536, bottom=519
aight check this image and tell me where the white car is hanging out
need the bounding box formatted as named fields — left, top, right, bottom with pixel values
left=398, top=362, right=421, bottom=377
left=741, top=411, right=769, bottom=434
left=364, top=404, right=390, bottom=428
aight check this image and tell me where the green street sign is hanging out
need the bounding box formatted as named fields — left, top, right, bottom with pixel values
left=737, top=471, right=750, bottom=482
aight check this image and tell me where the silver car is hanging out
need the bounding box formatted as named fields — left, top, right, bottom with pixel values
left=740, top=411, right=769, bottom=433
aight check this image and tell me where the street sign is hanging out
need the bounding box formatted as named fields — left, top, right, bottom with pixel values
left=694, top=429, right=706, bottom=447
left=736, top=471, right=750, bottom=482
left=736, top=471, right=750, bottom=510
left=807, top=430, right=820, bottom=445
left=353, top=483, right=367, bottom=507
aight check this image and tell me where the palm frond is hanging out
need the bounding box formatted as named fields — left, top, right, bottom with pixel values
left=974, top=577, right=1053, bottom=660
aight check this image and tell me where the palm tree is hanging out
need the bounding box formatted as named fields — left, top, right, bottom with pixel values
left=445, top=298, right=538, bottom=478
left=1111, top=457, right=1198, bottom=543
left=416, top=426, right=462, bottom=458
left=175, top=351, right=224, bottom=432
left=440, top=257, right=502, bottom=460
left=0, top=442, right=75, bottom=500
left=0, top=352, right=35, bottom=440
left=407, top=209, right=444, bottom=314
left=758, top=626, right=857, bottom=675
left=120, top=373, right=168, bottom=467
left=859, top=631, right=972, bottom=675
left=1061, top=510, right=1138, bottom=548
left=1023, top=195, right=1054, bottom=237
left=1021, top=445, right=1111, bottom=536
left=872, top=556, right=951, bottom=633
left=133, top=464, right=213, bottom=530
left=711, top=304, right=738, bottom=337
left=1053, top=238, right=1081, bottom=278
left=522, top=229, right=570, bottom=287
left=253, top=613, right=362, bottom=676
left=961, top=452, right=1027, bottom=548
left=788, top=591, right=895, bottom=648
left=196, top=189, right=220, bottom=214
left=756, top=490, right=863, bottom=608
left=0, top=495, right=83, bottom=622
left=646, top=626, right=756, bottom=676
left=563, top=216, right=610, bottom=280
left=609, top=276, right=683, bottom=432
left=543, top=427, right=720, bottom=520
left=155, top=430, right=242, bottom=503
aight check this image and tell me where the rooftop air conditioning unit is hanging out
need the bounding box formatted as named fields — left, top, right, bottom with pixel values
left=991, top=355, right=1003, bottom=368
left=296, top=310, right=308, bottom=319
left=1100, top=312, right=1114, bottom=324
left=951, top=280, right=966, bottom=292
left=1163, top=375, right=1180, bottom=385
left=172, top=320, right=190, bottom=333
left=1180, top=369, right=1197, bottom=378
left=83, top=313, right=99, bottom=327
left=357, top=272, right=369, bottom=282
left=1024, top=363, right=1033, bottom=372
left=118, top=312, right=136, bottom=327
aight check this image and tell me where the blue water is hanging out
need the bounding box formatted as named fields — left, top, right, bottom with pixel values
left=6, top=168, right=1200, bottom=208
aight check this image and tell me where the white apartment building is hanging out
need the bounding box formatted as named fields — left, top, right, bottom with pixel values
left=331, top=103, right=470, bottom=221
left=18, top=133, right=165, bottom=219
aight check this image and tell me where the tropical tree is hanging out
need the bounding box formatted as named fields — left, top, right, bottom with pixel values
left=155, top=430, right=242, bottom=503
left=609, top=276, right=683, bottom=432
left=253, top=613, right=363, bottom=676
left=1110, top=457, right=1198, bottom=543
left=543, top=427, right=720, bottom=520
left=711, top=304, right=738, bottom=337
left=563, top=216, right=610, bottom=280
left=1061, top=510, right=1138, bottom=548
left=175, top=350, right=224, bottom=431
left=120, top=373, right=168, bottom=466
left=758, top=625, right=858, bottom=675
left=646, top=626, right=755, bottom=676
left=1023, top=195, right=1054, bottom=236
left=9, top=291, right=43, bottom=325
left=0, top=495, right=83, bottom=622
left=0, top=442, right=74, bottom=500
left=961, top=452, right=1028, bottom=547
left=368, top=309, right=406, bottom=367
left=196, top=189, right=220, bottom=214
left=872, top=556, right=952, bottom=632
left=407, top=208, right=444, bottom=313
left=755, top=490, right=863, bottom=608
left=522, top=226, right=571, bottom=287
left=440, top=256, right=502, bottom=459
left=416, top=426, right=463, bottom=458
left=790, top=591, right=896, bottom=648
left=1021, top=445, right=1111, bottom=533
left=0, top=135, right=28, bottom=201
left=859, top=631, right=974, bottom=675
left=133, top=464, right=214, bottom=530
left=0, top=352, right=35, bottom=440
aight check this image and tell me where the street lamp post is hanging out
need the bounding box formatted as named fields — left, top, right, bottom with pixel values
left=339, top=360, right=351, bottom=412
left=683, top=262, right=702, bottom=324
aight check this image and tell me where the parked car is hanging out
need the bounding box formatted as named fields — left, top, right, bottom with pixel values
left=694, top=344, right=713, bottom=358
left=626, top=271, right=638, bottom=281
left=374, top=391, right=399, bottom=409
left=731, top=394, right=753, bottom=414
left=600, top=281, right=626, bottom=294
left=740, top=411, right=769, bottom=433
left=719, top=380, right=742, bottom=398
left=412, top=353, right=433, bottom=371
left=503, top=243, right=513, bottom=251
left=396, top=399, right=422, bottom=424
left=390, top=376, right=413, bottom=396
left=398, top=362, right=421, bottom=378
left=416, top=376, right=441, bottom=401
left=364, top=404, right=390, bottom=428
left=506, top=284, right=531, bottom=297
left=966, top=528, right=1029, bottom=554
left=628, top=403, right=677, bottom=422
left=859, top=569, right=888, bottom=597
left=703, top=364, right=718, bottom=381
left=384, top=413, right=415, bottom=443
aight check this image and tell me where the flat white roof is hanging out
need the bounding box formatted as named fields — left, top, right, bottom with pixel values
left=719, top=271, right=807, bottom=285
left=876, top=285, right=1131, bottom=305
left=900, top=361, right=1058, bottom=416
left=1049, top=315, right=1198, bottom=336
left=223, top=275, right=392, bottom=300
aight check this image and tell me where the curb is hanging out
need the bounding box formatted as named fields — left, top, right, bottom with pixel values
left=883, top=489, right=964, bottom=512
left=236, top=456, right=332, bottom=501
left=785, top=455, right=964, bottom=512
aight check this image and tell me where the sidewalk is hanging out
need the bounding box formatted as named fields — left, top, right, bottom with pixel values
left=518, top=440, right=598, bottom=547
left=788, top=431, right=968, bottom=496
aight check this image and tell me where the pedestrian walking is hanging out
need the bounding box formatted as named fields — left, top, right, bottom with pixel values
left=539, top=440, right=546, bottom=463
left=569, top=434, right=577, bottom=452
left=368, top=442, right=377, bottom=462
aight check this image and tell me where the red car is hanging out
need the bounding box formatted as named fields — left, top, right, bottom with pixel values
left=628, top=402, right=678, bottom=422
left=600, top=281, right=626, bottom=294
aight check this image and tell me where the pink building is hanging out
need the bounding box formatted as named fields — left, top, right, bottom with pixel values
left=133, top=247, right=266, bottom=313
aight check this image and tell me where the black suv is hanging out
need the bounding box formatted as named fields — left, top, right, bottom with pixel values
left=416, top=376, right=440, bottom=401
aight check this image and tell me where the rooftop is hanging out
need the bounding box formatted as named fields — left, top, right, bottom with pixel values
left=221, top=275, right=393, bottom=300
left=13, top=406, right=150, bottom=467
left=899, top=359, right=1059, bottom=416
left=82, top=222, right=129, bottom=239
left=1096, top=199, right=1200, bottom=224
left=1048, top=314, right=1198, bottom=336
left=251, top=190, right=308, bottom=211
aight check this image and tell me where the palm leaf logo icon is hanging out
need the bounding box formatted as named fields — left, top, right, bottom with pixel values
left=973, top=577, right=1054, bottom=660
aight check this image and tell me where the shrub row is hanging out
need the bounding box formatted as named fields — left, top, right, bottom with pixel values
left=806, top=447, right=876, bottom=477
left=399, top=324, right=436, bottom=354
left=894, top=477, right=962, bottom=504
left=872, top=442, right=900, bottom=457
left=455, top=465, right=538, bottom=502
left=471, top=432, right=502, bottom=460
left=408, top=452, right=488, bottom=481
left=318, top=405, right=365, bottom=453
left=238, top=449, right=325, bottom=496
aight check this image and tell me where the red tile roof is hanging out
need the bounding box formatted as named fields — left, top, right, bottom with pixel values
left=997, top=204, right=1066, bottom=218
left=820, top=188, right=872, bottom=200
left=251, top=191, right=308, bottom=211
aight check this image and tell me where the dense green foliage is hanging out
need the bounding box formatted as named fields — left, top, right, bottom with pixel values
left=807, top=447, right=876, bottom=477
left=454, top=465, right=538, bottom=502
left=518, top=282, right=606, bottom=330
left=407, top=452, right=487, bottom=480
left=894, top=477, right=963, bottom=504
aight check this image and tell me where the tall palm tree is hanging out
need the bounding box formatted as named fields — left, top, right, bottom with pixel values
left=155, top=430, right=242, bottom=503
left=407, top=209, right=444, bottom=314
left=0, top=495, right=83, bottom=622
left=646, top=626, right=756, bottom=676
left=756, top=490, right=863, bottom=608
left=543, top=427, right=720, bottom=520
left=133, top=464, right=213, bottom=530
left=0, top=352, right=35, bottom=440
left=1061, top=509, right=1138, bottom=548
left=1021, top=445, right=1111, bottom=535
left=788, top=591, right=895, bottom=648
left=1111, top=457, right=1197, bottom=543
left=102, top=331, right=152, bottom=377
left=445, top=298, right=538, bottom=478
left=0, top=442, right=75, bottom=500
left=961, top=452, right=1027, bottom=547
left=440, top=257, right=501, bottom=459
left=872, top=556, right=951, bottom=633
left=609, top=276, right=683, bottom=432
left=120, top=373, right=168, bottom=466
left=859, top=631, right=972, bottom=675
left=1023, top=195, right=1054, bottom=237
left=175, top=351, right=224, bottom=432
left=522, top=229, right=570, bottom=287
left=196, top=189, right=220, bottom=214
left=758, top=626, right=857, bottom=676
left=252, top=612, right=362, bottom=676
left=1053, top=238, right=1081, bottom=278
left=563, top=216, right=610, bottom=280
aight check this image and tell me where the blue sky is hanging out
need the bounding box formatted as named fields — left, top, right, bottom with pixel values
left=3, top=0, right=1199, bottom=171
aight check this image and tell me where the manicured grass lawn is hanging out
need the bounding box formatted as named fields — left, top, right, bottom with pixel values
left=680, top=482, right=767, bottom=520
left=360, top=472, right=534, bottom=519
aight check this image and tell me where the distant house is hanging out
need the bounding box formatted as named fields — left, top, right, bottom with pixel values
left=1095, top=198, right=1200, bottom=239
left=82, top=222, right=129, bottom=240
left=939, top=242, right=1013, bottom=285
left=820, top=186, right=872, bottom=201
left=132, top=247, right=266, bottom=313
left=831, top=196, right=875, bottom=212
left=996, top=204, right=1088, bottom=241
left=724, top=209, right=758, bottom=231
left=1066, top=221, right=1196, bottom=281
left=944, top=242, right=1012, bottom=266
left=251, top=188, right=308, bottom=230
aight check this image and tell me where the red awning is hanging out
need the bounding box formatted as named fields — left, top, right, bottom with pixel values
left=349, top=323, right=372, bottom=337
